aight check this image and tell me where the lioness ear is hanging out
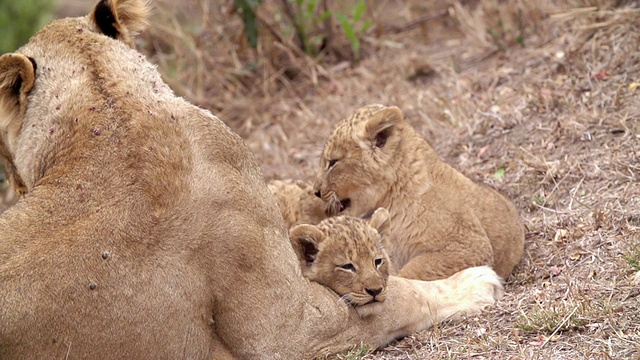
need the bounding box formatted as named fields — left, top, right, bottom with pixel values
left=368, top=207, right=390, bottom=236
left=362, top=106, right=404, bottom=149
left=289, top=224, right=324, bottom=267
left=0, top=53, right=36, bottom=127
left=91, top=0, right=150, bottom=46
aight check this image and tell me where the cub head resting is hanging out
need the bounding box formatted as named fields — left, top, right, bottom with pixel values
left=289, top=208, right=392, bottom=317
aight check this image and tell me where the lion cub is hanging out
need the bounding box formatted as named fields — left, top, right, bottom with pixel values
left=313, top=104, right=525, bottom=280
left=268, top=179, right=328, bottom=228
left=289, top=208, right=392, bottom=317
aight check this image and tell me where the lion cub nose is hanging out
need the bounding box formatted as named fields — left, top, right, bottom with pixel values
left=365, top=287, right=383, bottom=297
left=314, top=190, right=322, bottom=198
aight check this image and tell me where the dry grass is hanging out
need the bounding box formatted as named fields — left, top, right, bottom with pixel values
left=4, top=0, right=640, bottom=358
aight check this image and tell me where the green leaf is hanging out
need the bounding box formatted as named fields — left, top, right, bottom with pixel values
left=361, top=19, right=371, bottom=32
left=306, top=0, right=318, bottom=18
left=337, top=12, right=356, bottom=45
left=353, top=0, right=366, bottom=22
left=351, top=38, right=360, bottom=55
left=492, top=168, right=506, bottom=180
left=234, top=0, right=264, bottom=48
left=319, top=11, right=331, bottom=21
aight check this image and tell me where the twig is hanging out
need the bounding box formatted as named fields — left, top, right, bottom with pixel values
left=542, top=166, right=574, bottom=207
left=540, top=306, right=580, bottom=348
left=549, top=7, right=599, bottom=20
left=477, top=110, right=505, bottom=125
left=531, top=203, right=570, bottom=214
left=320, top=0, right=333, bottom=51
left=568, top=177, right=585, bottom=211
left=384, top=9, right=449, bottom=34
left=65, top=341, right=72, bottom=360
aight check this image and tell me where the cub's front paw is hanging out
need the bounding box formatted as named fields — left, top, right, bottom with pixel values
left=450, top=266, right=504, bottom=315
left=355, top=301, right=385, bottom=318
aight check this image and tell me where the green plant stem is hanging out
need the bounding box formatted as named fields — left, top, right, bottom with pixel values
left=280, top=0, right=308, bottom=53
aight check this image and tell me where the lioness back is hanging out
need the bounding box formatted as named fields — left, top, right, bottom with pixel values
left=0, top=0, right=285, bottom=358
left=313, top=104, right=524, bottom=280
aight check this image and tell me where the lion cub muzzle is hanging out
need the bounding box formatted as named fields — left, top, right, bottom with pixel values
left=313, top=185, right=351, bottom=216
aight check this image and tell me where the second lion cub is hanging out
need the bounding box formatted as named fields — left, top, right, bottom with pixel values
left=313, top=104, right=524, bottom=280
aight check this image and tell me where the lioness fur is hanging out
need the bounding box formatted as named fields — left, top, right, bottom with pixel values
left=0, top=2, right=503, bottom=359
left=314, top=104, right=525, bottom=280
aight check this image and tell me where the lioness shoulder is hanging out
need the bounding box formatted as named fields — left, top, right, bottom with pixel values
left=313, top=104, right=525, bottom=280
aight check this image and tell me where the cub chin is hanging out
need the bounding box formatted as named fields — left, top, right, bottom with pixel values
left=289, top=208, right=392, bottom=317
left=313, top=104, right=525, bottom=281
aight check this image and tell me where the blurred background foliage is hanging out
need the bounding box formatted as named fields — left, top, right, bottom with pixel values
left=0, top=0, right=55, bottom=53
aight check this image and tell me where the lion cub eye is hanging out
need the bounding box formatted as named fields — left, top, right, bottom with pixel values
left=328, top=159, right=338, bottom=169
left=374, top=258, right=384, bottom=268
left=338, top=263, right=356, bottom=271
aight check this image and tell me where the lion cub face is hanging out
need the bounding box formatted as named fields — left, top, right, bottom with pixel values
left=314, top=104, right=405, bottom=217
left=289, top=208, right=391, bottom=316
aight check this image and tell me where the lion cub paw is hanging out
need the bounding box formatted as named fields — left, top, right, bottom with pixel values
left=448, top=266, right=504, bottom=315
left=354, top=302, right=385, bottom=318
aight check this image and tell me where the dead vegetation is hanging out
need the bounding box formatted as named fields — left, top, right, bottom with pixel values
left=3, top=0, right=640, bottom=358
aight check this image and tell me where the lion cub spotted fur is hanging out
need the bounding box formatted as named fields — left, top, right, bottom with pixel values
left=268, top=179, right=327, bottom=228
left=314, top=104, right=525, bottom=280
left=290, top=208, right=392, bottom=317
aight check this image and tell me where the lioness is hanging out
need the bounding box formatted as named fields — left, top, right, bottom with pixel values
left=314, top=104, right=525, bottom=280
left=0, top=2, right=503, bottom=358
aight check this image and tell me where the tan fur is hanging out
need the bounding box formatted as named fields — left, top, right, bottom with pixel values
left=268, top=179, right=327, bottom=228
left=314, top=104, right=525, bottom=280
left=0, top=3, right=504, bottom=359
left=289, top=209, right=392, bottom=317
left=90, top=0, right=150, bottom=47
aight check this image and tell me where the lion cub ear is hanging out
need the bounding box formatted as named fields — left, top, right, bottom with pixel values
left=368, top=207, right=390, bottom=236
left=91, top=0, right=150, bottom=47
left=289, top=224, right=325, bottom=268
left=362, top=106, right=404, bottom=149
left=0, top=53, right=36, bottom=130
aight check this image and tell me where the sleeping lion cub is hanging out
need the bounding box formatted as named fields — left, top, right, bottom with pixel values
left=290, top=207, right=504, bottom=320
left=313, top=104, right=525, bottom=280
left=268, top=179, right=327, bottom=228
left=289, top=208, right=392, bottom=317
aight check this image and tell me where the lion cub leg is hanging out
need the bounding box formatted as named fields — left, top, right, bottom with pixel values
left=417, top=266, right=504, bottom=323
left=359, top=266, right=503, bottom=348
left=397, top=237, right=494, bottom=281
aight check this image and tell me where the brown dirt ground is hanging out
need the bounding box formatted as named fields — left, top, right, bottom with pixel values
left=4, top=0, right=640, bottom=358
